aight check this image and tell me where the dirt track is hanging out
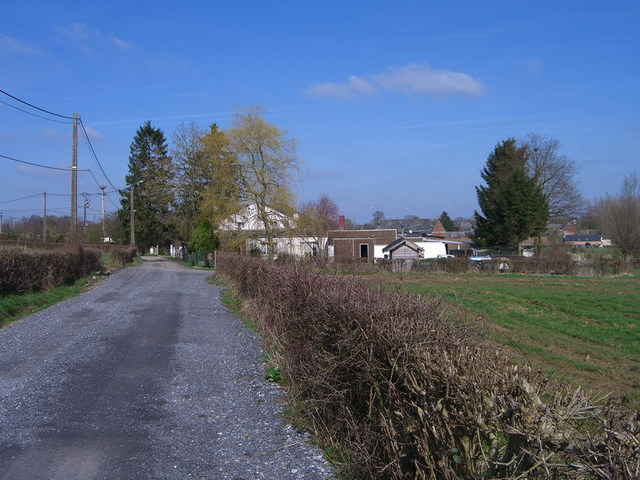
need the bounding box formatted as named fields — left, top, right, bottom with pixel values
left=0, top=257, right=333, bottom=479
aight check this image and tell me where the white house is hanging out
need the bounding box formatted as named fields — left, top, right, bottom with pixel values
left=218, top=203, right=295, bottom=231
left=218, top=203, right=325, bottom=258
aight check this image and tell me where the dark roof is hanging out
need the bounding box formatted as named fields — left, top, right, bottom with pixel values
left=374, top=218, right=439, bottom=234
left=382, top=237, right=421, bottom=253
left=453, top=220, right=473, bottom=232
left=564, top=234, right=602, bottom=242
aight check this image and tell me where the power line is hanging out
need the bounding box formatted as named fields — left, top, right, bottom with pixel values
left=0, top=89, right=74, bottom=120
left=0, top=193, right=43, bottom=204
left=0, top=100, right=71, bottom=124
left=0, top=153, right=88, bottom=172
left=78, top=117, right=119, bottom=192
left=84, top=167, right=102, bottom=187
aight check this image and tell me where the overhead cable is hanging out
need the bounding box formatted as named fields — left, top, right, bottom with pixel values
left=78, top=117, right=119, bottom=191
left=0, top=89, right=74, bottom=120
left=0, top=193, right=43, bottom=204
left=0, top=100, right=71, bottom=124
left=0, top=153, right=88, bottom=172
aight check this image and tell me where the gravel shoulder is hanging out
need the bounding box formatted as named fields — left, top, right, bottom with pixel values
left=0, top=257, right=334, bottom=479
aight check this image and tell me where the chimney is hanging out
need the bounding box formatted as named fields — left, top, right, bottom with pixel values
left=338, top=215, right=345, bottom=230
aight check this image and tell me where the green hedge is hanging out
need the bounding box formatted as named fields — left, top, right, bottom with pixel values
left=218, top=254, right=639, bottom=479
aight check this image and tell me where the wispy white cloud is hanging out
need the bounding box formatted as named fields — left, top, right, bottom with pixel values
left=0, top=34, right=43, bottom=55
left=55, top=22, right=133, bottom=57
left=82, top=125, right=104, bottom=140
left=374, top=63, right=483, bottom=96
left=57, top=22, right=100, bottom=42
left=307, top=75, right=378, bottom=98
left=111, top=36, right=132, bottom=50
left=306, top=63, right=483, bottom=99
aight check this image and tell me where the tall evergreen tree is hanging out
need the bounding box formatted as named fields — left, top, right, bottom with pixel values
left=119, top=121, right=175, bottom=251
left=473, top=139, right=548, bottom=247
left=439, top=210, right=456, bottom=231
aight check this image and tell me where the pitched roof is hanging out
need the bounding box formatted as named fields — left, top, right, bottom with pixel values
left=564, top=234, right=602, bottom=242
left=453, top=220, right=473, bottom=232
left=382, top=237, right=419, bottom=252
left=374, top=218, right=441, bottom=235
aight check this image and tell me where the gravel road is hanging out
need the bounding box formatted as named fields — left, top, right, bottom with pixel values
left=0, top=257, right=334, bottom=479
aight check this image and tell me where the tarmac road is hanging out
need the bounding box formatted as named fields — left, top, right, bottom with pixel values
left=0, top=257, right=333, bottom=480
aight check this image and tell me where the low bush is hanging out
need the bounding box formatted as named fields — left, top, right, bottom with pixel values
left=270, top=252, right=628, bottom=277
left=217, top=254, right=639, bottom=479
left=108, top=246, right=137, bottom=265
left=0, top=247, right=102, bottom=295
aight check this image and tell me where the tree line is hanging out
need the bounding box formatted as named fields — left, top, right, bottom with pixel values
left=110, top=105, right=640, bottom=261
left=116, top=105, right=339, bottom=259
left=472, top=135, right=638, bottom=258
left=8, top=105, right=635, bottom=261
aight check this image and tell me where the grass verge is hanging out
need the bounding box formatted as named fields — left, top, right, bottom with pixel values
left=207, top=275, right=256, bottom=330
left=0, top=276, right=101, bottom=329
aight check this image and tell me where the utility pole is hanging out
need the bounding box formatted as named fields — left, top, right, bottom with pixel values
left=70, top=113, right=78, bottom=245
left=100, top=185, right=106, bottom=241
left=130, top=183, right=135, bottom=245
left=0, top=211, right=3, bottom=235
left=43, top=192, right=47, bottom=240
left=82, top=192, right=90, bottom=228
left=129, top=180, right=143, bottom=246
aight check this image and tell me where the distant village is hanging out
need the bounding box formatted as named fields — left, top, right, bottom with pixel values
left=209, top=203, right=610, bottom=262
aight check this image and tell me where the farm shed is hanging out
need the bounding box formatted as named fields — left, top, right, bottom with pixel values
left=383, top=237, right=448, bottom=259
left=327, top=229, right=397, bottom=260
left=382, top=238, right=422, bottom=259
left=563, top=234, right=605, bottom=247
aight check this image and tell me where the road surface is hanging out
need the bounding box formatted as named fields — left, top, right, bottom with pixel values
left=0, top=257, right=333, bottom=479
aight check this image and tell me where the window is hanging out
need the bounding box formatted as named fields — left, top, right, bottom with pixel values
left=360, top=243, right=369, bottom=258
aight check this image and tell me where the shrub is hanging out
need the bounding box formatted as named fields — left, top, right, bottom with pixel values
left=187, top=219, right=219, bottom=253
left=109, top=246, right=137, bottom=265
left=217, top=254, right=639, bottom=479
left=0, top=247, right=102, bottom=295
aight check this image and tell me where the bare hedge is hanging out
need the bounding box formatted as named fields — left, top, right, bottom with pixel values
left=218, top=254, right=639, bottom=479
left=108, top=246, right=137, bottom=265
left=274, top=250, right=629, bottom=276
left=0, top=247, right=102, bottom=295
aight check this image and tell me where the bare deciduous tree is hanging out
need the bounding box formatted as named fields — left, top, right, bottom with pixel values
left=298, top=194, right=340, bottom=256
left=520, top=133, right=584, bottom=219
left=596, top=172, right=640, bottom=259
left=171, top=121, right=209, bottom=242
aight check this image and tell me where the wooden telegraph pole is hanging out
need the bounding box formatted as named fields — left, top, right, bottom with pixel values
left=130, top=183, right=135, bottom=245
left=70, top=113, right=78, bottom=245
left=43, top=191, right=47, bottom=240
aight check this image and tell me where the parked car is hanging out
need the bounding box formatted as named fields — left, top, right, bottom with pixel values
left=468, top=255, right=492, bottom=262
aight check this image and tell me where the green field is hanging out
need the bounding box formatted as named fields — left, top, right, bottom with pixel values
left=365, top=270, right=640, bottom=405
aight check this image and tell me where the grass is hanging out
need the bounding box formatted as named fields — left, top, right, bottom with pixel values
left=364, top=270, right=640, bottom=405
left=1, top=250, right=140, bottom=329
left=0, top=277, right=100, bottom=329
left=207, top=275, right=256, bottom=330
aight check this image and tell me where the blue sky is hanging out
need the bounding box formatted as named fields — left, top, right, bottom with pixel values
left=1, top=1, right=639, bottom=225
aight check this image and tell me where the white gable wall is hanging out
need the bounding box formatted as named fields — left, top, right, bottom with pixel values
left=414, top=241, right=447, bottom=259
left=219, top=204, right=295, bottom=231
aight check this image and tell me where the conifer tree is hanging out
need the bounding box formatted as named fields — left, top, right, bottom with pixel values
left=119, top=121, right=175, bottom=251
left=439, top=210, right=456, bottom=231
left=473, top=139, right=548, bottom=247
